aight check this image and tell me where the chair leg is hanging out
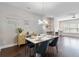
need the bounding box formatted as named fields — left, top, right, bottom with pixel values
left=30, top=48, right=32, bottom=57
left=56, top=45, right=58, bottom=53
left=27, top=47, right=30, bottom=57
left=32, top=48, right=34, bottom=56
left=27, top=48, right=31, bottom=57
left=49, top=47, right=54, bottom=56
left=18, top=45, right=20, bottom=47
left=26, top=47, right=28, bottom=56
left=25, top=46, right=26, bottom=56
left=47, top=47, right=49, bottom=57
left=51, top=47, right=55, bottom=56
left=29, top=48, right=31, bottom=56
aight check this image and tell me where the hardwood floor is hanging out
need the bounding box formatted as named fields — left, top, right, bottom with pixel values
left=58, top=37, right=79, bottom=57
left=0, top=36, right=79, bottom=57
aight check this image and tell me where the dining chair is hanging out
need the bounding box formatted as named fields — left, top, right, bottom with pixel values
left=36, top=40, right=50, bottom=57
left=17, top=31, right=26, bottom=47
left=26, top=41, right=35, bottom=56
left=49, top=37, right=59, bottom=56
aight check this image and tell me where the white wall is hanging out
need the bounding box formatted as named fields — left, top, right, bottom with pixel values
left=0, top=3, right=42, bottom=49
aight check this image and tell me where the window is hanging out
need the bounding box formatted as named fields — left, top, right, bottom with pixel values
left=78, top=24, right=79, bottom=32
left=59, top=19, right=79, bottom=33
left=69, top=23, right=77, bottom=33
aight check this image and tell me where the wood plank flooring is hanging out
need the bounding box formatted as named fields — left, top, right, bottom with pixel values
left=0, top=37, right=79, bottom=57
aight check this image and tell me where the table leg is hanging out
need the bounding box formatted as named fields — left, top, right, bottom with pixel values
left=34, top=44, right=36, bottom=57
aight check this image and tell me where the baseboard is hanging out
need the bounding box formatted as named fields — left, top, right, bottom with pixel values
left=0, top=43, right=17, bottom=50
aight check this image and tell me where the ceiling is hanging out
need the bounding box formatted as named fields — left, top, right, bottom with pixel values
left=2, top=2, right=79, bottom=18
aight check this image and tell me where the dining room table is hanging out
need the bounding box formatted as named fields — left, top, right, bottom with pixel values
left=25, top=34, right=58, bottom=57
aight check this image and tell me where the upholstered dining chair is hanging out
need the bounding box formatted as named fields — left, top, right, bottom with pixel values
left=26, top=41, right=35, bottom=56
left=49, top=37, right=59, bottom=56
left=17, top=31, right=26, bottom=47
left=35, top=40, right=50, bottom=57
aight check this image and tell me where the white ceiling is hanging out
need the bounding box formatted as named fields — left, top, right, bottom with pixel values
left=1, top=2, right=79, bottom=18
